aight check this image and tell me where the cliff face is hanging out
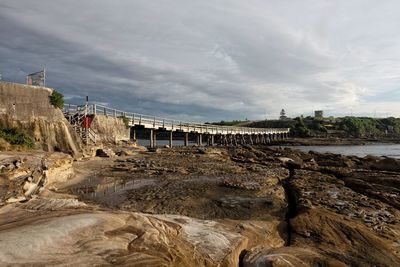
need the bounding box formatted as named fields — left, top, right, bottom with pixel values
left=0, top=82, right=82, bottom=155
left=90, top=115, right=130, bottom=144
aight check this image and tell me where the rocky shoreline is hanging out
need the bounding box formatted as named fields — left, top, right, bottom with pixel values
left=0, top=145, right=399, bottom=266
left=274, top=137, right=400, bottom=146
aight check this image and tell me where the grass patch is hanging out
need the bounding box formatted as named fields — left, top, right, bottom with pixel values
left=0, top=128, right=35, bottom=149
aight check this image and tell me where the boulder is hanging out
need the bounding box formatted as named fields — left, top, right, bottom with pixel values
left=95, top=148, right=115, bottom=158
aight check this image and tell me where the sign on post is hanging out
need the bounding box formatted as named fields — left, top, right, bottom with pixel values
left=26, top=70, right=46, bottom=86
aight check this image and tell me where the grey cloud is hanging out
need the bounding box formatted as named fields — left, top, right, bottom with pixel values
left=1, top=0, right=400, bottom=120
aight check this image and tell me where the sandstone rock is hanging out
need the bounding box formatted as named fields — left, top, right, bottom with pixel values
left=90, top=115, right=130, bottom=144
left=243, top=246, right=343, bottom=267
left=95, top=148, right=115, bottom=157
left=0, top=82, right=82, bottom=155
left=6, top=195, right=26, bottom=203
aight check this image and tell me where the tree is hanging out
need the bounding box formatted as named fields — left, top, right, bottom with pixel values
left=49, top=90, right=64, bottom=109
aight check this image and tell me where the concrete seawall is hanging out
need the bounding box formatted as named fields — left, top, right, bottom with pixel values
left=0, top=82, right=82, bottom=155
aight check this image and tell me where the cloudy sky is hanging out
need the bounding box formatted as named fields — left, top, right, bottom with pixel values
left=1, top=0, right=400, bottom=121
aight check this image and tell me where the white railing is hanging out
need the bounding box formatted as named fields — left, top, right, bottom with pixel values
left=64, top=103, right=290, bottom=135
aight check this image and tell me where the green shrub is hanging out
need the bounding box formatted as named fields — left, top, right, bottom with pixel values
left=118, top=116, right=130, bottom=128
left=0, top=128, right=35, bottom=149
left=49, top=90, right=64, bottom=109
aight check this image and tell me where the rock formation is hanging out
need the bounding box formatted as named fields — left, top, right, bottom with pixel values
left=0, top=82, right=82, bottom=155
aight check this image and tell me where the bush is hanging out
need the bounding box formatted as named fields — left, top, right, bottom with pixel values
left=0, top=128, right=35, bottom=149
left=291, top=117, right=312, bottom=137
left=49, top=90, right=64, bottom=109
left=339, top=117, right=381, bottom=137
left=118, top=116, right=130, bottom=128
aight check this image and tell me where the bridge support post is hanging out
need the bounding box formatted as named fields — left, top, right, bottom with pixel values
left=249, top=134, right=253, bottom=145
left=233, top=134, right=238, bottom=146
left=184, top=132, right=189, bottom=147
left=197, top=133, right=203, bottom=146
left=153, top=130, right=157, bottom=147
left=169, top=131, right=173, bottom=148
left=149, top=129, right=154, bottom=148
left=207, top=134, right=214, bottom=146
left=132, top=128, right=136, bottom=141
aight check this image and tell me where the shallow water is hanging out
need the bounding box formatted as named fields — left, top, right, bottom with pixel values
left=285, top=144, right=400, bottom=159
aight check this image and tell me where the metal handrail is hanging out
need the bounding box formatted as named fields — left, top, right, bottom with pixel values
left=63, top=103, right=290, bottom=134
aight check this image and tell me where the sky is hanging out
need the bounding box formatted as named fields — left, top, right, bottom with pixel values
left=1, top=0, right=400, bottom=121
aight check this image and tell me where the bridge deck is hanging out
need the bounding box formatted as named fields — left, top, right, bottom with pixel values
left=63, top=103, right=290, bottom=135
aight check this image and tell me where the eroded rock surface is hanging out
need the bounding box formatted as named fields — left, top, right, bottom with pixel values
left=0, top=145, right=399, bottom=266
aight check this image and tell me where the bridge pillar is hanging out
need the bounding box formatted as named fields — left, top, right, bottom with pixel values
left=149, top=129, right=154, bottom=148
left=133, top=128, right=136, bottom=140
left=184, top=132, right=189, bottom=147
left=207, top=134, right=214, bottom=146
left=249, top=134, right=253, bottom=145
left=197, top=133, right=203, bottom=146
left=233, top=134, right=238, bottom=146
left=169, top=131, right=173, bottom=148
left=153, top=130, right=157, bottom=147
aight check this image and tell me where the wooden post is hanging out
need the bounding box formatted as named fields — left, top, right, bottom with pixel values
left=153, top=130, right=157, bottom=147
left=198, top=133, right=202, bottom=146
left=169, top=131, right=173, bottom=148
left=211, top=135, right=214, bottom=146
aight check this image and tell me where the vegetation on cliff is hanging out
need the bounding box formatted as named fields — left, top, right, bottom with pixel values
left=49, top=90, right=64, bottom=109
left=118, top=116, right=130, bottom=128
left=0, top=127, right=35, bottom=149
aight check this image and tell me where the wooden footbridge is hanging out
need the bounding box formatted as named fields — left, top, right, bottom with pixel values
left=64, top=103, right=290, bottom=147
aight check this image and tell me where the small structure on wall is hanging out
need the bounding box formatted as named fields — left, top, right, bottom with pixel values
left=26, top=70, right=46, bottom=87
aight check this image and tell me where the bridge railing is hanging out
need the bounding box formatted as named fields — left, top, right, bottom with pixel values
left=63, top=103, right=290, bottom=135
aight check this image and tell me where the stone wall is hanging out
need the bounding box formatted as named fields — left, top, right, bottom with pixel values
left=0, top=82, right=82, bottom=155
left=90, top=115, right=130, bottom=144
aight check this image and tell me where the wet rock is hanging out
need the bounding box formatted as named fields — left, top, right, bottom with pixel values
left=147, top=147, right=161, bottom=153
left=372, top=157, right=400, bottom=172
